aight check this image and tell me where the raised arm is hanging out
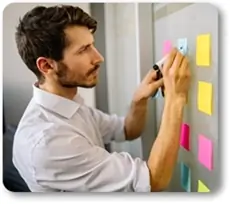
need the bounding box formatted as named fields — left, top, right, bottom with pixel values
left=147, top=48, right=191, bottom=191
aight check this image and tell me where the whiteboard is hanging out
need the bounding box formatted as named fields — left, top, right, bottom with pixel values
left=152, top=3, right=219, bottom=192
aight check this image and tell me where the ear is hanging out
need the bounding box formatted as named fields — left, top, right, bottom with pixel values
left=36, top=57, right=56, bottom=76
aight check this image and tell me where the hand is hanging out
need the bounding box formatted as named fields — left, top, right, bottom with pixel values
left=161, top=48, right=191, bottom=104
left=133, top=69, right=164, bottom=102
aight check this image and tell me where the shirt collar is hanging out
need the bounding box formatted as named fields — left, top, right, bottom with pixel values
left=33, top=84, right=84, bottom=119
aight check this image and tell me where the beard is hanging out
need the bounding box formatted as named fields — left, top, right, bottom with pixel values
left=55, top=62, right=100, bottom=88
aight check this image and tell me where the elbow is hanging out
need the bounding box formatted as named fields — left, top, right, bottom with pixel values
left=150, top=182, right=168, bottom=192
left=148, top=169, right=171, bottom=192
left=124, top=128, right=142, bottom=141
left=126, top=133, right=141, bottom=141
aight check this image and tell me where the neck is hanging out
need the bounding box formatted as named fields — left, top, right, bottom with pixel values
left=38, top=81, right=77, bottom=100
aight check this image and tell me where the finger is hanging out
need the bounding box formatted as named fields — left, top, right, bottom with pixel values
left=180, top=56, right=189, bottom=75
left=171, top=50, right=184, bottom=72
left=162, top=48, right=177, bottom=74
left=152, top=78, right=164, bottom=89
left=142, top=69, right=157, bottom=84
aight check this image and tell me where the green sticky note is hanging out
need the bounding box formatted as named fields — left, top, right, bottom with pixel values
left=198, top=180, right=210, bottom=192
left=180, top=162, right=191, bottom=192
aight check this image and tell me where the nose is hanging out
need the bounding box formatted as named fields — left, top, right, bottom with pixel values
left=92, top=46, right=104, bottom=64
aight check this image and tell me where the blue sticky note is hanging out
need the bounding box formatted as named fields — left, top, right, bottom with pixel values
left=152, top=89, right=160, bottom=98
left=155, top=90, right=161, bottom=98
left=177, top=38, right=188, bottom=55
left=180, top=162, right=191, bottom=192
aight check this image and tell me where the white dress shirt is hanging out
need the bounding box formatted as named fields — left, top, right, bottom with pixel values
left=12, top=84, right=151, bottom=192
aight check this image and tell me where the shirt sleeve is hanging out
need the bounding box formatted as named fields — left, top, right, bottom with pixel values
left=88, top=107, right=126, bottom=144
left=31, top=130, right=151, bottom=192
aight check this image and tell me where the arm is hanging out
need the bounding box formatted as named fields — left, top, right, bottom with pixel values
left=88, top=107, right=126, bottom=144
left=90, top=99, right=149, bottom=143
left=147, top=97, right=185, bottom=191
left=124, top=98, right=148, bottom=141
left=32, top=129, right=151, bottom=192
left=89, top=69, right=163, bottom=142
left=124, top=71, right=164, bottom=141
left=146, top=48, right=190, bottom=191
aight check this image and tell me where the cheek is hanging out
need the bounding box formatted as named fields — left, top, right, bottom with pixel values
left=66, top=58, right=88, bottom=75
left=63, top=53, right=93, bottom=78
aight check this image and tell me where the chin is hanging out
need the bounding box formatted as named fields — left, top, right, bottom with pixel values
left=87, top=77, right=98, bottom=88
left=80, top=80, right=97, bottom=88
left=61, top=78, right=98, bottom=89
left=87, top=82, right=97, bottom=88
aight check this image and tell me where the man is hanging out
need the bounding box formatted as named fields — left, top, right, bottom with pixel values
left=12, top=5, right=191, bottom=192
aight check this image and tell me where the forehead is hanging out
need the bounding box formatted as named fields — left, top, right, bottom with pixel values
left=64, top=25, right=94, bottom=48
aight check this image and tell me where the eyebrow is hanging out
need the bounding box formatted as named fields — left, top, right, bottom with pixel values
left=77, top=41, right=94, bottom=52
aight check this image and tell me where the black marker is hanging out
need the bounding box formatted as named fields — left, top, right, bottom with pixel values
left=152, top=55, right=168, bottom=98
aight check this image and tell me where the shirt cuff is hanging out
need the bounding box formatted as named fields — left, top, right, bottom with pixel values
left=134, top=158, right=151, bottom=192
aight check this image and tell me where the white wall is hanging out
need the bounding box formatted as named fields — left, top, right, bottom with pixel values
left=3, top=2, right=95, bottom=127
left=104, top=3, right=143, bottom=158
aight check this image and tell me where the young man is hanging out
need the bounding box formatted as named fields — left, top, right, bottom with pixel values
left=12, top=5, right=191, bottom=192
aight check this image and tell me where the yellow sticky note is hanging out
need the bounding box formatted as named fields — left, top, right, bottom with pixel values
left=198, top=81, right=213, bottom=115
left=198, top=180, right=210, bottom=192
left=196, top=34, right=211, bottom=66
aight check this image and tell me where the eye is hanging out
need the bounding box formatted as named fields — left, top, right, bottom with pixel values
left=80, top=45, right=90, bottom=53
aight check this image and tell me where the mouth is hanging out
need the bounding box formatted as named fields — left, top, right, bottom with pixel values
left=89, top=65, right=100, bottom=75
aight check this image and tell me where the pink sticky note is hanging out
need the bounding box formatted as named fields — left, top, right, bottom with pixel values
left=180, top=123, right=190, bottom=151
left=198, top=134, right=213, bottom=171
left=163, top=40, right=172, bottom=56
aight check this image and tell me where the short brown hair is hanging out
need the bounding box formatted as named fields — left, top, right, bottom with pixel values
left=15, top=5, right=97, bottom=81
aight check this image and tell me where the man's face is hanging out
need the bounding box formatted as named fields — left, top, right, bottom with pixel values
left=54, top=25, right=104, bottom=88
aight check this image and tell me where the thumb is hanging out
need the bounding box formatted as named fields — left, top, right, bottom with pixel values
left=142, top=70, right=157, bottom=84
left=153, top=78, right=164, bottom=89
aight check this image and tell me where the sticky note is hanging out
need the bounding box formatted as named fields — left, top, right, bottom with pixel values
left=198, top=134, right=213, bottom=171
left=198, top=180, right=210, bottom=192
left=152, top=89, right=160, bottom=98
left=152, top=88, right=164, bottom=98
left=163, top=40, right=172, bottom=56
left=197, top=81, right=213, bottom=115
left=196, top=34, right=211, bottom=66
left=155, top=90, right=160, bottom=98
left=177, top=38, right=188, bottom=55
left=180, top=123, right=190, bottom=151
left=180, top=162, right=191, bottom=192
